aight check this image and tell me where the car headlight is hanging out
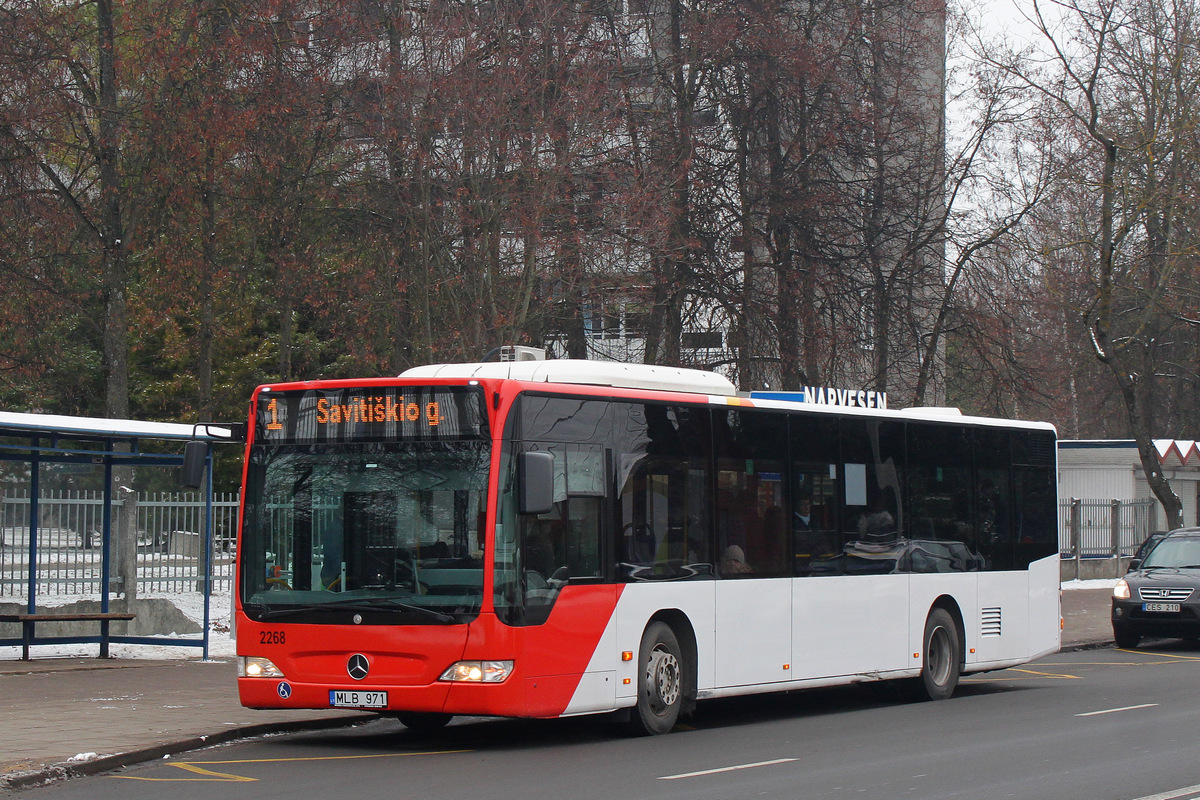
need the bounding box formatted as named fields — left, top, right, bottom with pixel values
left=239, top=656, right=285, bottom=678
left=1114, top=579, right=1130, bottom=600
left=439, top=660, right=514, bottom=683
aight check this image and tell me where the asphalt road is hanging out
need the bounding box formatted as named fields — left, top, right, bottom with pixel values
left=19, top=642, right=1200, bottom=800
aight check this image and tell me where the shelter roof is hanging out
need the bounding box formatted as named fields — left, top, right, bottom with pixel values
left=1058, top=439, right=1200, bottom=468
left=1155, top=439, right=1200, bottom=467
left=0, top=411, right=236, bottom=442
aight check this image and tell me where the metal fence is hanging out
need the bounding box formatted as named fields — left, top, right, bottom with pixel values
left=1058, top=498, right=1157, bottom=559
left=0, top=490, right=239, bottom=598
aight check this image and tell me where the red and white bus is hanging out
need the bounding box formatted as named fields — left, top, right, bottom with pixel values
left=234, top=356, right=1060, bottom=734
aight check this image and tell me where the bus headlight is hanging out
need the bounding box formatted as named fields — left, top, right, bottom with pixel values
left=439, top=660, right=514, bottom=683
left=1113, top=579, right=1130, bottom=600
left=239, top=656, right=285, bottom=678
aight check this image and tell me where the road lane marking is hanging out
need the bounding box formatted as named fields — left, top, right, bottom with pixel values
left=660, top=758, right=798, bottom=780
left=114, top=749, right=470, bottom=782
left=964, top=667, right=1081, bottom=682
left=1008, top=667, right=1081, bottom=679
left=1036, top=660, right=1148, bottom=666
left=117, top=763, right=258, bottom=782
left=1126, top=651, right=1200, bottom=662
left=1041, top=651, right=1200, bottom=665
left=1075, top=703, right=1158, bottom=717
left=1130, top=781, right=1200, bottom=800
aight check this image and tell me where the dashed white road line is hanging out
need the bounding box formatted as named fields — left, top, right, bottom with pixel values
left=1075, top=703, right=1158, bottom=717
left=1129, top=782, right=1200, bottom=800
left=659, top=758, right=798, bottom=780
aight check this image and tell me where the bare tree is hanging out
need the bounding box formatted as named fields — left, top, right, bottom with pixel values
left=980, top=0, right=1200, bottom=528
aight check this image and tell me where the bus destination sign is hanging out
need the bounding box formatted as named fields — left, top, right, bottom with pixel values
left=256, top=386, right=489, bottom=443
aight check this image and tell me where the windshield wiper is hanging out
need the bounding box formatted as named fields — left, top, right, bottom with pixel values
left=336, top=596, right=456, bottom=623
left=248, top=597, right=455, bottom=623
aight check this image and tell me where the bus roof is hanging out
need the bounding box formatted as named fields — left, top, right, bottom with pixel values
left=398, top=359, right=1055, bottom=433
left=400, top=359, right=739, bottom=396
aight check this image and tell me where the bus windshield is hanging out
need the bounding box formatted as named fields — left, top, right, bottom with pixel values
left=241, top=440, right=490, bottom=622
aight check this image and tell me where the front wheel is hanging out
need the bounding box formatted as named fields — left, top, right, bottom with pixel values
left=627, top=621, right=685, bottom=735
left=916, top=608, right=961, bottom=701
left=1113, top=624, right=1141, bottom=649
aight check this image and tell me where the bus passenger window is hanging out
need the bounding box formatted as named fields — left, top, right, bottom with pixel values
left=615, top=403, right=714, bottom=582
left=906, top=422, right=975, bottom=566
left=790, top=415, right=841, bottom=576
left=714, top=409, right=787, bottom=578
left=793, top=471, right=839, bottom=575
left=837, top=420, right=904, bottom=575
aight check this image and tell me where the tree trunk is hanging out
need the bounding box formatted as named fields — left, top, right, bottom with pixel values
left=199, top=146, right=216, bottom=420
left=1092, top=134, right=1182, bottom=529
left=98, top=0, right=128, bottom=421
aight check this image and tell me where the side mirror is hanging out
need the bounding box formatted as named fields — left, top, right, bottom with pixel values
left=1127, top=558, right=1142, bottom=572
left=180, top=440, right=208, bottom=488
left=518, top=451, right=555, bottom=515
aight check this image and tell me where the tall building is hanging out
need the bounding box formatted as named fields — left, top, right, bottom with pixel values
left=535, top=0, right=949, bottom=403
left=321, top=0, right=948, bottom=399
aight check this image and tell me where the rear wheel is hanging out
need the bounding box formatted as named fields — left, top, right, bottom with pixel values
left=916, top=608, right=961, bottom=701
left=628, top=621, right=685, bottom=735
left=1113, top=624, right=1141, bottom=649
left=396, top=712, right=453, bottom=733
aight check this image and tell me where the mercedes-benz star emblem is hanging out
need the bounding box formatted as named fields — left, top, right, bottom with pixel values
left=347, top=654, right=370, bottom=681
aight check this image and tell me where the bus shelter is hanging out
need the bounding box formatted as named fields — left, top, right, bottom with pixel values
left=0, top=412, right=237, bottom=659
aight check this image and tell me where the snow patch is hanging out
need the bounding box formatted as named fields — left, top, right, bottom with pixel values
left=1, top=590, right=236, bottom=660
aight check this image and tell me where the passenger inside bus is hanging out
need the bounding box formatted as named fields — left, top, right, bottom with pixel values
left=720, top=545, right=752, bottom=574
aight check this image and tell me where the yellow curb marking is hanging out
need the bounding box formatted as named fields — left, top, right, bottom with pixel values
left=117, top=762, right=256, bottom=782
left=1112, top=650, right=1200, bottom=661
left=966, top=650, right=1200, bottom=684
left=1004, top=667, right=1081, bottom=679
left=114, top=749, right=470, bottom=782
left=961, top=667, right=1081, bottom=682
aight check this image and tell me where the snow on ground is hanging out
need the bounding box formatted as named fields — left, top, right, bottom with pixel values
left=1060, top=578, right=1119, bottom=590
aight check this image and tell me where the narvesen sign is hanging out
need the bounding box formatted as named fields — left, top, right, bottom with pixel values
left=799, top=386, right=888, bottom=409
left=752, top=387, right=889, bottom=410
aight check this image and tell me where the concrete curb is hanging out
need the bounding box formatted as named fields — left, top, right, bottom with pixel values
left=1060, top=638, right=1114, bottom=653
left=1, top=714, right=381, bottom=793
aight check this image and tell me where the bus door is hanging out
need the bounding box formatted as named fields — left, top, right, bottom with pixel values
left=790, top=417, right=910, bottom=680
left=713, top=409, right=792, bottom=688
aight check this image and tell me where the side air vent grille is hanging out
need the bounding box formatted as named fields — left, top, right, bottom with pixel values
left=981, top=607, right=1003, bottom=637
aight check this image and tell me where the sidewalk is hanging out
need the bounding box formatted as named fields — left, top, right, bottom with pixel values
left=0, top=587, right=1116, bottom=792
left=0, top=657, right=374, bottom=792
left=1060, top=586, right=1114, bottom=651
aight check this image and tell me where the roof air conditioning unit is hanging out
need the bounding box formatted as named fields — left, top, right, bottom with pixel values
left=499, top=346, right=546, bottom=362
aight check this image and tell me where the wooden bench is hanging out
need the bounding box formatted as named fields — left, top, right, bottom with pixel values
left=0, top=612, right=137, bottom=660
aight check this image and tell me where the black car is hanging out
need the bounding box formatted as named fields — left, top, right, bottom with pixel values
left=1112, top=527, right=1200, bottom=648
